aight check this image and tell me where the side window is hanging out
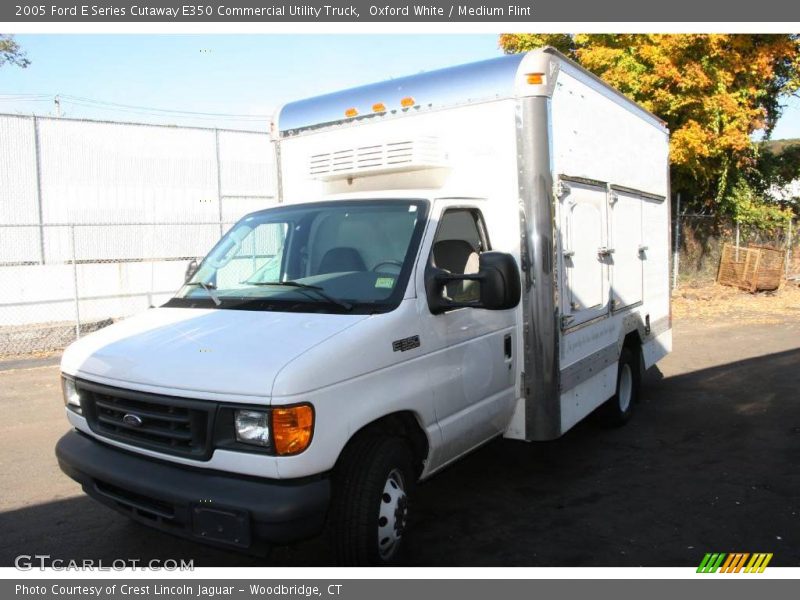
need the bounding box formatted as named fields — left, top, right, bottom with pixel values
left=431, top=208, right=489, bottom=302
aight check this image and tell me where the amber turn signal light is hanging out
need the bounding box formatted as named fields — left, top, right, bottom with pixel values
left=271, top=404, right=314, bottom=456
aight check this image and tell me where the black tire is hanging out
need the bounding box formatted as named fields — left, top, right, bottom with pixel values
left=329, top=436, right=416, bottom=566
left=599, top=347, right=640, bottom=427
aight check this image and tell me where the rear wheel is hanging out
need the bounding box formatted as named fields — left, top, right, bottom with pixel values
left=329, top=436, right=415, bottom=565
left=599, top=347, right=639, bottom=426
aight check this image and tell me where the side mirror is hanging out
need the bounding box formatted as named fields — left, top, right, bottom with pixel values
left=184, top=258, right=199, bottom=283
left=425, top=251, right=521, bottom=314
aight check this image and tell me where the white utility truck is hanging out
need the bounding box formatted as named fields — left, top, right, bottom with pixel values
left=56, top=48, right=671, bottom=565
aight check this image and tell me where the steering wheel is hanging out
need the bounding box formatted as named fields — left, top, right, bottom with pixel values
left=372, top=260, right=403, bottom=273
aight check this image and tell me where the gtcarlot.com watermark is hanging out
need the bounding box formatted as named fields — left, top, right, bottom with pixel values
left=14, top=554, right=194, bottom=571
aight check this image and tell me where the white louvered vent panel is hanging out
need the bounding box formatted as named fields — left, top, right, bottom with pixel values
left=309, top=137, right=446, bottom=180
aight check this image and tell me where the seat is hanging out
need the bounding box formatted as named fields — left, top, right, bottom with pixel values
left=317, top=247, right=367, bottom=274
left=432, top=240, right=480, bottom=300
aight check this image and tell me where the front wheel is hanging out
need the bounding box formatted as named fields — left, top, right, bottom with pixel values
left=329, top=436, right=415, bottom=565
left=599, top=347, right=640, bottom=427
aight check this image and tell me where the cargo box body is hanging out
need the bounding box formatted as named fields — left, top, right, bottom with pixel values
left=275, top=47, right=671, bottom=442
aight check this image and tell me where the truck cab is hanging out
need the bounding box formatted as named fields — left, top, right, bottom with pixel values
left=57, top=190, right=522, bottom=564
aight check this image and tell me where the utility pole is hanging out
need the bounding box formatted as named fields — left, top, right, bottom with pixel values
left=787, top=218, right=793, bottom=279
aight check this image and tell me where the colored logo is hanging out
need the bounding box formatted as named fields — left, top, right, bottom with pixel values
left=697, top=553, right=773, bottom=573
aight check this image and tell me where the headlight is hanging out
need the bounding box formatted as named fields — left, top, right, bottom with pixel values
left=61, top=376, right=82, bottom=414
left=231, top=405, right=314, bottom=454
left=234, top=409, right=270, bottom=447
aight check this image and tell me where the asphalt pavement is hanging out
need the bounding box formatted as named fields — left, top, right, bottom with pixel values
left=1, top=317, right=798, bottom=566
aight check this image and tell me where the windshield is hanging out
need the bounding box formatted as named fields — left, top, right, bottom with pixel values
left=166, top=199, right=428, bottom=314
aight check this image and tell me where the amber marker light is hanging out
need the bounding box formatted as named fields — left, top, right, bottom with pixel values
left=344, top=107, right=358, bottom=118
left=372, top=102, right=387, bottom=113
left=271, top=404, right=314, bottom=455
left=400, top=96, right=416, bottom=108
left=526, top=73, right=545, bottom=85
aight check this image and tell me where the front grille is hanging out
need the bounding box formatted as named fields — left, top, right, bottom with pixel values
left=78, top=380, right=215, bottom=459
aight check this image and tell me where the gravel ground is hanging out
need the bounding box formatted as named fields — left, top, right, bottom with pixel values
left=672, top=280, right=800, bottom=323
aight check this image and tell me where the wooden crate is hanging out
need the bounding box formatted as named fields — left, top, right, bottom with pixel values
left=717, top=243, right=785, bottom=292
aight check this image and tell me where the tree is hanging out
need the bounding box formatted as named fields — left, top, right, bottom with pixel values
left=752, top=140, right=800, bottom=200
left=746, top=140, right=800, bottom=218
left=0, top=34, right=30, bottom=69
left=498, top=34, right=800, bottom=227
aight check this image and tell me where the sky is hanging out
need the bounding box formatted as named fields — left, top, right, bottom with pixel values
left=1, top=34, right=799, bottom=139
left=0, top=35, right=502, bottom=130
left=765, top=94, right=800, bottom=141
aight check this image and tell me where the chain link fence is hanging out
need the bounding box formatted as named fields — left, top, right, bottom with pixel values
left=0, top=221, right=237, bottom=357
left=0, top=113, right=275, bottom=357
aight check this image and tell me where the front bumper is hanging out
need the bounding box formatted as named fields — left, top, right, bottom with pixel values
left=55, top=430, right=330, bottom=553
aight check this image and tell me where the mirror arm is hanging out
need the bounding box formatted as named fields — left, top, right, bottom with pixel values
left=439, top=300, right=482, bottom=310
left=435, top=272, right=483, bottom=284
left=184, top=259, right=199, bottom=283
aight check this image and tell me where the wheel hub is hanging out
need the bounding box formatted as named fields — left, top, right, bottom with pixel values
left=394, top=495, right=408, bottom=536
left=619, top=363, right=633, bottom=412
left=377, top=468, right=407, bottom=560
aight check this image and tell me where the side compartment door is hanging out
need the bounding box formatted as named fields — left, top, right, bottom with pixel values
left=559, top=180, right=610, bottom=327
left=609, top=189, right=644, bottom=310
left=641, top=194, right=670, bottom=317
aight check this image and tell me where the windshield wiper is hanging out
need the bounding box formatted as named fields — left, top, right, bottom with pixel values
left=245, top=281, right=353, bottom=311
left=184, top=281, right=221, bottom=306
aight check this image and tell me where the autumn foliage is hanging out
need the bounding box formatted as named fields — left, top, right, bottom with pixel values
left=0, top=34, right=29, bottom=69
left=498, top=34, right=800, bottom=225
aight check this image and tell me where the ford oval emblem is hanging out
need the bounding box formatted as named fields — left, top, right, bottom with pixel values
left=122, top=413, right=144, bottom=427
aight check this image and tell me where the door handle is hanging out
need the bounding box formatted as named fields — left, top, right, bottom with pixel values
left=504, top=334, right=512, bottom=359
left=598, top=247, right=615, bottom=257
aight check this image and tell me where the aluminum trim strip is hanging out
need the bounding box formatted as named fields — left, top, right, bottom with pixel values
left=647, top=315, right=671, bottom=339
left=518, top=96, right=561, bottom=440
left=560, top=342, right=620, bottom=393
left=610, top=183, right=667, bottom=203
left=558, top=174, right=608, bottom=188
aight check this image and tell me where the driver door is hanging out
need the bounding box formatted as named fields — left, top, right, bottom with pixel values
left=416, top=202, right=517, bottom=465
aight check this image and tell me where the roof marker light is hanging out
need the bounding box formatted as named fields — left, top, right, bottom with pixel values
left=372, top=102, right=387, bottom=113
left=527, top=73, right=545, bottom=85
left=400, top=96, right=416, bottom=108
left=345, top=108, right=358, bottom=118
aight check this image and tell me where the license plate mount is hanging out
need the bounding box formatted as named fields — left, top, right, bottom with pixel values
left=191, top=504, right=251, bottom=548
